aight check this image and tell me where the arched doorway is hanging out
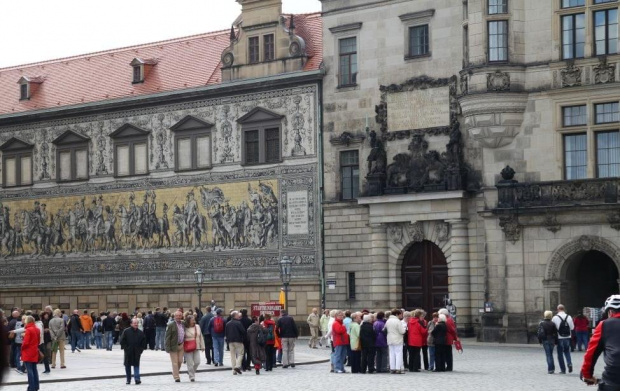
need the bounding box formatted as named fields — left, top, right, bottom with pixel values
left=402, top=240, right=449, bottom=314
left=563, top=250, right=619, bottom=312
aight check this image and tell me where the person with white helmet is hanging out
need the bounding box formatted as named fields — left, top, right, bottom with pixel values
left=581, top=294, right=620, bottom=390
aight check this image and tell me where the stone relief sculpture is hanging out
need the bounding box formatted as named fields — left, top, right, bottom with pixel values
left=291, top=95, right=306, bottom=156
left=561, top=61, right=582, bottom=88
left=486, top=70, right=510, bottom=92
left=219, top=106, right=235, bottom=163
left=594, top=56, right=616, bottom=84
left=0, top=180, right=278, bottom=258
left=499, top=215, right=521, bottom=244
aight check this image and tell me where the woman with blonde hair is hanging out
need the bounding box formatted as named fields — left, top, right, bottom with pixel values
left=183, top=315, right=205, bottom=382
left=537, top=310, right=558, bottom=374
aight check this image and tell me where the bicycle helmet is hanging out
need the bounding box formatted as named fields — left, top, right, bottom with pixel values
left=604, top=294, right=620, bottom=311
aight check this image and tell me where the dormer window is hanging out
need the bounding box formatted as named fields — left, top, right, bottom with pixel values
left=130, top=58, right=157, bottom=84
left=17, top=76, right=43, bottom=101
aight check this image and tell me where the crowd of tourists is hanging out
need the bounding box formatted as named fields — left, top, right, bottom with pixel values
left=320, top=307, right=459, bottom=374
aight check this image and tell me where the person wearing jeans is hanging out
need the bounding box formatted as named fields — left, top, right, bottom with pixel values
left=120, top=319, right=146, bottom=385
left=102, top=313, right=117, bottom=351
left=21, top=316, right=40, bottom=391
left=538, top=311, right=558, bottom=374
left=552, top=305, right=574, bottom=374
left=331, top=311, right=349, bottom=373
left=208, top=309, right=226, bottom=366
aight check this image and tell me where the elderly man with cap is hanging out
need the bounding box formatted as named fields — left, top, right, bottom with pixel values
left=208, top=308, right=227, bottom=367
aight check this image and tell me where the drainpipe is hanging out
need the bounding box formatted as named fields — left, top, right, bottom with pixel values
left=317, top=78, right=326, bottom=311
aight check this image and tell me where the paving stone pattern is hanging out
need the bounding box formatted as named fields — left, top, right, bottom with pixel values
left=1, top=341, right=600, bottom=391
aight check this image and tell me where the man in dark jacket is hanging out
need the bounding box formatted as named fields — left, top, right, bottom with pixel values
left=199, top=306, right=214, bottom=364
left=102, top=312, right=117, bottom=351
left=7, top=310, right=20, bottom=368
left=359, top=314, right=377, bottom=374
left=68, top=310, right=83, bottom=353
left=120, top=318, right=147, bottom=385
left=276, top=310, right=299, bottom=368
left=143, top=311, right=155, bottom=350
left=239, top=309, right=253, bottom=371
left=225, top=311, right=246, bottom=375
left=154, top=308, right=168, bottom=351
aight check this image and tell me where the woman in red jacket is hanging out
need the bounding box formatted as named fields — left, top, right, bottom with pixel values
left=407, top=309, right=428, bottom=372
left=331, top=311, right=349, bottom=373
left=22, top=315, right=40, bottom=391
left=261, top=314, right=276, bottom=371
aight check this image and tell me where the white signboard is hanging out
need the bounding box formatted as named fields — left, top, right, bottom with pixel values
left=287, top=190, right=309, bottom=235
left=387, top=86, right=451, bottom=131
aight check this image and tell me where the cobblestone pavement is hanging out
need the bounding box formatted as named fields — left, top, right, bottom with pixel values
left=1, top=340, right=601, bottom=391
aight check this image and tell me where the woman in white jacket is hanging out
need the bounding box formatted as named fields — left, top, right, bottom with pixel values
left=384, top=309, right=406, bottom=374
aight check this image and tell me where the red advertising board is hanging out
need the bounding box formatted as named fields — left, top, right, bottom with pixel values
left=251, top=302, right=282, bottom=318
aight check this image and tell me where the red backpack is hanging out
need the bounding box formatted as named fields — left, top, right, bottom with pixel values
left=213, top=316, right=224, bottom=334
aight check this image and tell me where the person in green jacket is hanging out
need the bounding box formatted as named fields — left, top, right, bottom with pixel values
left=319, top=309, right=330, bottom=347
left=164, top=310, right=184, bottom=382
left=349, top=312, right=362, bottom=373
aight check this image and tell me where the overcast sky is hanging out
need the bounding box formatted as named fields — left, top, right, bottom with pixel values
left=0, top=0, right=321, bottom=68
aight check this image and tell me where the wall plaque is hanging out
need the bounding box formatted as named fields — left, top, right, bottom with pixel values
left=386, top=87, right=451, bottom=131
left=287, top=190, right=309, bottom=235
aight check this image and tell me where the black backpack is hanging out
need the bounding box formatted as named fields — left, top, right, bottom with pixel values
left=537, top=321, right=546, bottom=341
left=256, top=327, right=266, bottom=347
left=555, top=315, right=571, bottom=337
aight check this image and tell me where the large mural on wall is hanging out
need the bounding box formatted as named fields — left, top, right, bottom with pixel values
left=0, top=179, right=278, bottom=257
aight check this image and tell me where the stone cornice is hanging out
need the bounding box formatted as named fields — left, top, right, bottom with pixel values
left=328, top=22, right=363, bottom=34
left=459, top=92, right=528, bottom=117
left=399, top=9, right=435, bottom=23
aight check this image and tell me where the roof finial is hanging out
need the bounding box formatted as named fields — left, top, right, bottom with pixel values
left=289, top=14, right=295, bottom=33
left=229, top=26, right=236, bottom=42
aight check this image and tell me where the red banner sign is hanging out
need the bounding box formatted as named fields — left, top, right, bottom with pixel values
left=251, top=302, right=282, bottom=318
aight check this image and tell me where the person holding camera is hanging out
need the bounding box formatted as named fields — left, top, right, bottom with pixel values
left=581, top=295, right=620, bottom=390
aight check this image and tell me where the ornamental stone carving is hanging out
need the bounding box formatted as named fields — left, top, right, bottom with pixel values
left=594, top=56, right=616, bottom=85
left=546, top=235, right=620, bottom=280
left=561, top=61, right=582, bottom=88
left=388, top=224, right=403, bottom=244
left=329, top=131, right=365, bottom=146
left=407, top=222, right=424, bottom=243
left=499, top=215, right=521, bottom=244
left=486, top=70, right=510, bottom=92
left=543, top=215, right=561, bottom=234
left=435, top=222, right=450, bottom=242
left=608, top=210, right=620, bottom=231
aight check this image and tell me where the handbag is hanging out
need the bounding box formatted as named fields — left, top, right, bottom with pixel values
left=183, top=326, right=197, bottom=352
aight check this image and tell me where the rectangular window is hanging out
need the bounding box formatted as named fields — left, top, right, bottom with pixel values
left=20, top=156, right=32, bottom=185
left=245, top=130, right=259, bottom=164
left=564, top=133, right=587, bottom=179
left=348, top=272, right=356, bottom=300
left=249, top=36, right=260, bottom=64
left=562, top=13, right=586, bottom=59
left=196, top=136, right=211, bottom=168
left=409, top=25, right=430, bottom=57
left=264, top=34, right=275, bottom=61
left=597, top=131, right=620, bottom=178
left=265, top=128, right=280, bottom=163
left=340, top=150, right=360, bottom=200
left=463, top=26, right=469, bottom=66
left=596, top=102, right=620, bottom=124
left=563, top=105, right=587, bottom=127
left=133, top=143, right=147, bottom=174
left=594, top=9, right=618, bottom=56
left=177, top=138, right=192, bottom=170
left=75, top=149, right=88, bottom=179
left=488, top=20, right=508, bottom=62
left=488, top=0, right=508, bottom=14
left=4, top=158, right=15, bottom=186
left=19, top=84, right=28, bottom=100
left=594, top=0, right=618, bottom=3
left=59, top=151, right=71, bottom=181
left=116, top=145, right=130, bottom=176
left=132, top=66, right=142, bottom=83
left=562, top=0, right=585, bottom=7
left=338, top=37, right=358, bottom=87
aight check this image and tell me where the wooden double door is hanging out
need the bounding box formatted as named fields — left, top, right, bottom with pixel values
left=402, top=240, right=449, bottom=314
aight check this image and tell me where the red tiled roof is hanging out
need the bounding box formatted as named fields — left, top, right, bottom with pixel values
left=0, top=13, right=322, bottom=117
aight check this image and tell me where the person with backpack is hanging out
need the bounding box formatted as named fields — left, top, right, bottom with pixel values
left=261, top=313, right=276, bottom=371
left=247, top=316, right=266, bottom=375
left=208, top=308, right=226, bottom=367
left=538, top=310, right=558, bottom=374
left=552, top=304, right=575, bottom=374
left=199, top=306, right=214, bottom=365
left=93, top=317, right=103, bottom=349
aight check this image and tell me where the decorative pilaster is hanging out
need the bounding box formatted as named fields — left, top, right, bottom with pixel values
left=446, top=219, right=472, bottom=332
left=370, top=224, right=391, bottom=309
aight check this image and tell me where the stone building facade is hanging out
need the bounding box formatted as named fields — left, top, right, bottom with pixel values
left=0, top=0, right=323, bottom=325
left=321, top=0, right=620, bottom=341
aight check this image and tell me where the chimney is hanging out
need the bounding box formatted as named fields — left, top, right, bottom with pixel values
left=236, top=0, right=282, bottom=26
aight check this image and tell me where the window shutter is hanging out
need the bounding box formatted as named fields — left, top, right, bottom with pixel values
left=197, top=136, right=211, bottom=168
left=60, top=151, right=72, bottom=181
left=4, top=158, right=15, bottom=186
left=76, top=149, right=88, bottom=179
left=116, top=145, right=130, bottom=176
left=20, top=156, right=32, bottom=185
left=177, top=138, right=192, bottom=170
left=134, top=143, right=148, bottom=174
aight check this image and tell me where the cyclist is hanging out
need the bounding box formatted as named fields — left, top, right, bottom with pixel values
left=581, top=294, right=620, bottom=390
